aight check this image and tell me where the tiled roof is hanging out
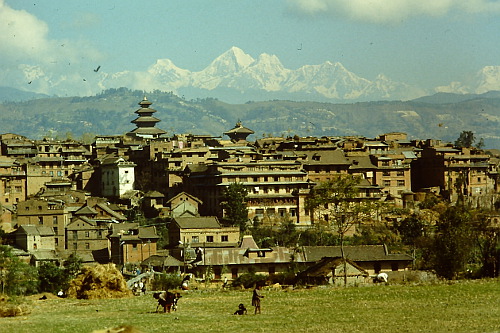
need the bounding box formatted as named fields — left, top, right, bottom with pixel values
left=138, top=226, right=160, bottom=239
left=145, top=191, right=165, bottom=198
left=300, top=149, right=351, bottom=165
left=95, top=203, right=127, bottom=220
left=173, top=216, right=221, bottom=229
left=31, top=250, right=59, bottom=261
left=17, top=225, right=54, bottom=236
left=346, top=155, right=376, bottom=169
left=298, top=257, right=369, bottom=278
left=142, top=254, right=183, bottom=267
left=167, top=192, right=203, bottom=204
left=129, top=127, right=167, bottom=134
left=74, top=205, right=98, bottom=215
left=240, top=235, right=259, bottom=249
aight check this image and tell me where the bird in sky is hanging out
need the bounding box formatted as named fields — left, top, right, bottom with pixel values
left=94, top=65, right=101, bottom=72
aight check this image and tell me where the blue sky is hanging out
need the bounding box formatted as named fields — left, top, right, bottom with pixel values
left=2, top=0, right=500, bottom=96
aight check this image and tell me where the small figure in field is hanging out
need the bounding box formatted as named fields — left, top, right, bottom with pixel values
left=252, top=285, right=264, bottom=314
left=222, top=276, right=228, bottom=289
left=153, top=291, right=176, bottom=313
left=373, top=272, right=389, bottom=284
left=233, top=303, right=247, bottom=315
left=138, top=280, right=145, bottom=295
left=181, top=273, right=192, bottom=290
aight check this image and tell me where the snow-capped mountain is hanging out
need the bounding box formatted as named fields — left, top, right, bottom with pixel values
left=9, top=46, right=500, bottom=102
left=96, top=46, right=423, bottom=102
left=435, top=66, right=500, bottom=95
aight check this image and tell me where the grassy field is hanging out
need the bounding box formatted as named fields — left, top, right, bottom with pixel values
left=2, top=279, right=500, bottom=333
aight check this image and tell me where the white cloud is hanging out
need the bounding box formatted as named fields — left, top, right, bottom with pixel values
left=287, top=0, right=500, bottom=24
left=0, top=0, right=52, bottom=62
left=0, top=0, right=104, bottom=95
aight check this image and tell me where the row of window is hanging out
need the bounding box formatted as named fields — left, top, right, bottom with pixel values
left=233, top=176, right=297, bottom=182
left=382, top=170, right=406, bottom=176
left=71, top=230, right=104, bottom=239
left=382, top=180, right=406, bottom=187
left=37, top=216, right=60, bottom=225
left=2, top=185, right=23, bottom=193
left=252, top=186, right=294, bottom=194
left=191, top=235, right=229, bottom=243
left=72, top=242, right=91, bottom=250
left=41, top=170, right=66, bottom=176
left=253, top=207, right=297, bottom=217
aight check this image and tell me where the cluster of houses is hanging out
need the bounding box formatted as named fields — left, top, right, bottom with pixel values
left=2, top=96, right=499, bottom=284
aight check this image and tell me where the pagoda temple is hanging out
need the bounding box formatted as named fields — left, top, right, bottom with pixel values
left=223, top=120, right=254, bottom=143
left=127, top=97, right=166, bottom=139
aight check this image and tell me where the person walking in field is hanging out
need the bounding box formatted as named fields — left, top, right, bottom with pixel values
left=252, top=285, right=264, bottom=314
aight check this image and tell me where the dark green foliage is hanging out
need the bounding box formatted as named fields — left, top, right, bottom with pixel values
left=0, top=228, right=6, bottom=244
left=454, top=130, right=475, bottom=148
left=472, top=214, right=500, bottom=277
left=432, top=206, right=475, bottom=279
left=252, top=225, right=342, bottom=247
left=231, top=272, right=267, bottom=289
left=297, top=228, right=339, bottom=246
left=394, top=214, right=429, bottom=246
left=38, top=262, right=67, bottom=293
left=268, top=271, right=298, bottom=286
left=220, top=183, right=249, bottom=231
left=63, top=254, right=83, bottom=278
left=352, top=223, right=400, bottom=246
left=0, top=245, right=38, bottom=295
left=418, top=194, right=440, bottom=209
left=151, top=273, right=183, bottom=291
left=155, top=224, right=170, bottom=250
left=251, top=221, right=301, bottom=248
left=5, top=88, right=500, bottom=147
left=38, top=254, right=82, bottom=293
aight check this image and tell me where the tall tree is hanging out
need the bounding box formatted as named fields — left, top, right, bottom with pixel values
left=472, top=212, right=500, bottom=277
left=395, top=213, right=429, bottom=246
left=220, top=182, right=249, bottom=231
left=432, top=205, right=475, bottom=279
left=305, top=176, right=375, bottom=285
left=38, top=262, right=67, bottom=293
left=454, top=130, right=475, bottom=148
left=0, top=245, right=38, bottom=295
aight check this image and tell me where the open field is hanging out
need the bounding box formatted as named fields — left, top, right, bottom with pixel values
left=2, top=279, right=500, bottom=333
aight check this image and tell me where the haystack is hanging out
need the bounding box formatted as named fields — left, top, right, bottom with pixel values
left=67, top=263, right=133, bottom=299
left=92, top=325, right=143, bottom=333
left=0, top=296, right=30, bottom=317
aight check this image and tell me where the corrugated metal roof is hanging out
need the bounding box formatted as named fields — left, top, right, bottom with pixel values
left=202, top=246, right=304, bottom=266
left=402, top=151, right=418, bottom=159
left=302, top=245, right=412, bottom=262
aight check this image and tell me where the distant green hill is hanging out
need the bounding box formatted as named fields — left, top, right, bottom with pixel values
left=412, top=91, right=500, bottom=104
left=0, top=86, right=49, bottom=102
left=2, top=88, right=500, bottom=148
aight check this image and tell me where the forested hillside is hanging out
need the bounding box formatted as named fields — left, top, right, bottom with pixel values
left=2, top=87, right=500, bottom=148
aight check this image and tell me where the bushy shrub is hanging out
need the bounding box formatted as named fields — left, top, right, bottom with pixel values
left=231, top=273, right=267, bottom=289
left=268, top=271, right=297, bottom=285
left=0, top=246, right=38, bottom=296
left=38, top=262, right=67, bottom=293
left=151, top=273, right=183, bottom=291
left=0, top=296, right=30, bottom=317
